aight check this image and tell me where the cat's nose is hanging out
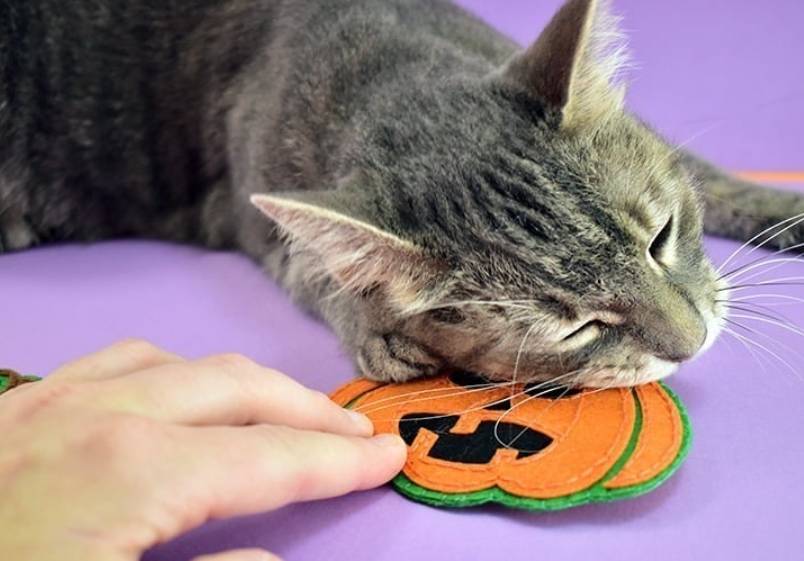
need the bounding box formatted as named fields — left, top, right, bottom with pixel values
left=650, top=322, right=707, bottom=363
left=655, top=337, right=705, bottom=363
left=637, top=290, right=708, bottom=363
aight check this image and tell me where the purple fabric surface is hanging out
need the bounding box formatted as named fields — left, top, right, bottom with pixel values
left=2, top=1, right=803, bottom=560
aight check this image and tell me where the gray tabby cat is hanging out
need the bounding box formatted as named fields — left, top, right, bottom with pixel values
left=1, top=0, right=801, bottom=387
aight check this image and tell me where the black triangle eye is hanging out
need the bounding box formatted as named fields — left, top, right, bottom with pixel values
left=649, top=215, right=674, bottom=264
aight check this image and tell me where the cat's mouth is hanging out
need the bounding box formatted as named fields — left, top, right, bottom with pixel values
left=469, top=349, right=684, bottom=389
left=576, top=357, right=680, bottom=389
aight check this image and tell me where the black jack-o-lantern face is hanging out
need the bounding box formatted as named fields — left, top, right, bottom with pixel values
left=398, top=372, right=582, bottom=465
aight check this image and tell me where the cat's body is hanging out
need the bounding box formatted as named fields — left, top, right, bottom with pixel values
left=2, top=0, right=801, bottom=386
left=1, top=0, right=511, bottom=249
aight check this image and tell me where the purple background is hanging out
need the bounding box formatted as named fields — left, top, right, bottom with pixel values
left=2, top=1, right=803, bottom=560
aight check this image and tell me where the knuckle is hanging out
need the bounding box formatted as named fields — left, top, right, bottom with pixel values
left=208, top=353, right=258, bottom=374
left=114, top=338, right=161, bottom=359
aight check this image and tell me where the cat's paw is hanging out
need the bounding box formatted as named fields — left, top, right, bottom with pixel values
left=739, top=191, right=804, bottom=252
left=763, top=207, right=804, bottom=251
left=356, top=333, right=443, bottom=382
left=0, top=214, right=38, bottom=253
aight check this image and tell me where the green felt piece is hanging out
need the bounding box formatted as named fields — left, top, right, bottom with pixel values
left=390, top=383, right=692, bottom=511
left=0, top=370, right=41, bottom=395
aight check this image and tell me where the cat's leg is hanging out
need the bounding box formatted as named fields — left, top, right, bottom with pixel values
left=257, top=241, right=444, bottom=382
left=682, top=152, right=804, bottom=250
left=0, top=166, right=39, bottom=253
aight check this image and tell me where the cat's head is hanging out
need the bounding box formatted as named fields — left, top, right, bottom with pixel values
left=252, top=0, right=726, bottom=388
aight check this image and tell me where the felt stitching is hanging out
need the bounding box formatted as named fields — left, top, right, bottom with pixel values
left=604, top=384, right=682, bottom=487
left=495, top=388, right=632, bottom=492
left=631, top=385, right=682, bottom=477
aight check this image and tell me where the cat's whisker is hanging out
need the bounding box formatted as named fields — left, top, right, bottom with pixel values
left=728, top=313, right=804, bottom=341
left=716, top=212, right=804, bottom=276
left=511, top=321, right=541, bottom=394
left=720, top=322, right=772, bottom=377
left=722, top=326, right=802, bottom=381
left=493, top=382, right=584, bottom=452
left=723, top=293, right=804, bottom=307
left=723, top=316, right=804, bottom=364
left=745, top=324, right=804, bottom=372
left=717, top=277, right=804, bottom=292
left=722, top=302, right=795, bottom=326
left=724, top=319, right=800, bottom=378
left=719, top=242, right=804, bottom=281
left=721, top=256, right=804, bottom=285
left=730, top=259, right=804, bottom=287
left=355, top=380, right=517, bottom=416
left=377, top=370, right=588, bottom=427
left=370, top=388, right=533, bottom=424
left=349, top=380, right=514, bottom=411
left=491, top=368, right=595, bottom=451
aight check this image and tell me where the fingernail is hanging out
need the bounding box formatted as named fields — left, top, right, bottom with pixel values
left=372, top=433, right=406, bottom=449
left=346, top=410, right=374, bottom=434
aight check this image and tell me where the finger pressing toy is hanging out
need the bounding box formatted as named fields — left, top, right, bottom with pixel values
left=331, top=371, right=691, bottom=510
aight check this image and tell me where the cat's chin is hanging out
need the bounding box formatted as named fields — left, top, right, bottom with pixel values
left=575, top=356, right=680, bottom=389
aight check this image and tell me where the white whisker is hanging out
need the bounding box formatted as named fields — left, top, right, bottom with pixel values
left=728, top=313, right=804, bottom=340
left=720, top=242, right=804, bottom=280
left=723, top=327, right=802, bottom=381
left=356, top=380, right=517, bottom=416
left=716, top=212, right=804, bottom=275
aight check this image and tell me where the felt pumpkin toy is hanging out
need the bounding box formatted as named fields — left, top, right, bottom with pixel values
left=331, top=371, right=691, bottom=510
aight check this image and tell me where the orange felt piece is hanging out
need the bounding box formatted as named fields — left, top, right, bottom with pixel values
left=604, top=383, right=684, bottom=489
left=332, top=374, right=636, bottom=499
left=737, top=170, right=804, bottom=183
left=329, top=378, right=381, bottom=406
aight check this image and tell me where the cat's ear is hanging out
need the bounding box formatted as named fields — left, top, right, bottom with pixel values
left=250, top=192, right=441, bottom=308
left=502, top=0, right=628, bottom=129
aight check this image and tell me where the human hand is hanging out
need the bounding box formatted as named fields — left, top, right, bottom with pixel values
left=0, top=340, right=406, bottom=561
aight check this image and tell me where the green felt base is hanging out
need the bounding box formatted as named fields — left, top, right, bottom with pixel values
left=390, top=383, right=692, bottom=511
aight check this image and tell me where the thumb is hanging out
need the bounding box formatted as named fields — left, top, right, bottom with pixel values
left=192, top=549, right=281, bottom=561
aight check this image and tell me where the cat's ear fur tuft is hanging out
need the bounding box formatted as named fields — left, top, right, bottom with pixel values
left=502, top=0, right=629, bottom=129
left=250, top=192, right=441, bottom=311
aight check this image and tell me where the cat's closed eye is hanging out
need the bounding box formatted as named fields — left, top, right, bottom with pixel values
left=428, top=306, right=466, bottom=325
left=560, top=319, right=607, bottom=346
left=558, top=311, right=625, bottom=350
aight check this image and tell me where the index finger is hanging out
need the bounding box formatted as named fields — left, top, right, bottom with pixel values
left=168, top=424, right=407, bottom=519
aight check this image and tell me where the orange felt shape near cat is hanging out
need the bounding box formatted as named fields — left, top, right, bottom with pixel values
left=331, top=372, right=688, bottom=506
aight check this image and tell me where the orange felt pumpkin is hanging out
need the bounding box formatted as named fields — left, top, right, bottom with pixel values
left=331, top=371, right=691, bottom=510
